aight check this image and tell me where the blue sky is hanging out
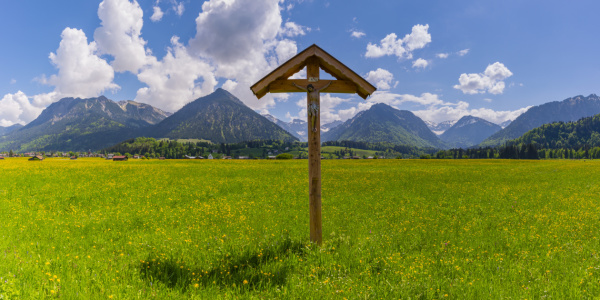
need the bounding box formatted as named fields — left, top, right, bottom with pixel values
left=1, top=0, right=599, bottom=127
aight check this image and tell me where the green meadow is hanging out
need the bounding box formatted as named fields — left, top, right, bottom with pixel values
left=1, top=158, right=599, bottom=298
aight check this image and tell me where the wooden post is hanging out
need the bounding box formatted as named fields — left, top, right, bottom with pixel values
left=250, top=45, right=377, bottom=246
left=306, top=57, right=322, bottom=245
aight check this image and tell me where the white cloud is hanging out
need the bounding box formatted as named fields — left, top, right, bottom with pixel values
left=413, top=102, right=530, bottom=125
left=173, top=1, right=184, bottom=16
left=0, top=91, right=44, bottom=126
left=31, top=92, right=59, bottom=107
left=279, top=22, right=309, bottom=37
left=222, top=79, right=238, bottom=92
left=412, top=58, right=428, bottom=69
left=151, top=6, right=164, bottom=22
left=366, top=24, right=431, bottom=60
left=351, top=31, right=365, bottom=38
left=454, top=62, right=513, bottom=95
left=45, top=27, right=119, bottom=99
left=275, top=39, right=297, bottom=64
left=289, top=67, right=306, bottom=79
left=317, top=90, right=530, bottom=126
left=483, top=98, right=492, bottom=103
left=10, top=79, right=16, bottom=84
left=188, top=0, right=293, bottom=112
left=135, top=36, right=217, bottom=112
left=368, top=91, right=450, bottom=107
left=94, top=0, right=152, bottom=73
left=436, top=53, right=448, bottom=59
left=365, top=68, right=395, bottom=90
left=457, top=48, right=469, bottom=56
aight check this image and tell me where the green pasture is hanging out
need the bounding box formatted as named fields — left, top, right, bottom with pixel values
left=0, top=158, right=599, bottom=298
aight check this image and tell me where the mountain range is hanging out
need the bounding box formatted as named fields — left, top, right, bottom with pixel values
left=0, top=124, right=23, bottom=136
left=322, top=103, right=447, bottom=148
left=0, top=89, right=295, bottom=152
left=425, top=120, right=457, bottom=135
left=0, top=96, right=169, bottom=151
left=262, top=114, right=308, bottom=141
left=147, top=88, right=296, bottom=143
left=511, top=113, right=600, bottom=149
left=440, top=116, right=502, bottom=148
left=480, top=94, right=600, bottom=147
left=2, top=90, right=599, bottom=152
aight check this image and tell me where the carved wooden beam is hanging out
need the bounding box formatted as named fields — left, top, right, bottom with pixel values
left=268, top=79, right=357, bottom=94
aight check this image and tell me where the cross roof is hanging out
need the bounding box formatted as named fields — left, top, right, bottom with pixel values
left=250, top=44, right=376, bottom=99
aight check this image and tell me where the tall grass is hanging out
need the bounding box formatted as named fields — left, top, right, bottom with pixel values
left=0, top=158, right=599, bottom=298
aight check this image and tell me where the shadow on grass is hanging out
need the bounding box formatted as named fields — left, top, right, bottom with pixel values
left=139, top=237, right=308, bottom=291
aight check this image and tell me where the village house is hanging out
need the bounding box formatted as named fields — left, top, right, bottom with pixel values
left=112, top=156, right=128, bottom=161
left=208, top=154, right=213, bottom=159
left=159, top=157, right=166, bottom=160
left=70, top=156, right=77, bottom=160
left=28, top=155, right=44, bottom=161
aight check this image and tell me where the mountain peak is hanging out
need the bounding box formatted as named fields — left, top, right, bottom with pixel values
left=440, top=116, right=501, bottom=148
left=480, top=93, right=600, bottom=147
left=150, top=88, right=296, bottom=143
left=1, top=95, right=170, bottom=151
left=322, top=102, right=446, bottom=148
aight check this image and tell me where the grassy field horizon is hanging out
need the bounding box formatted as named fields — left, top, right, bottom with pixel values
left=1, top=158, right=599, bottom=298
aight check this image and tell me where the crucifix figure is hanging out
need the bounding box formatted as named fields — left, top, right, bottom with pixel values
left=292, top=82, right=331, bottom=132
left=250, top=45, right=376, bottom=246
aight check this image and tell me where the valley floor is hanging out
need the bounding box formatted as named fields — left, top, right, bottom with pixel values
left=0, top=158, right=599, bottom=298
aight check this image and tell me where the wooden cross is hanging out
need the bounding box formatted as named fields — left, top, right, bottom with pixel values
left=251, top=45, right=376, bottom=245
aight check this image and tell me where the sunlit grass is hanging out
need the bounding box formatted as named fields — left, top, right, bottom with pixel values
left=0, top=158, right=599, bottom=298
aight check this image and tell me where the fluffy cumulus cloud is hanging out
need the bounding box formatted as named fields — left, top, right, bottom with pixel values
left=135, top=37, right=217, bottom=112
left=275, top=39, right=298, bottom=64
left=151, top=6, right=164, bottom=21
left=188, top=0, right=298, bottom=111
left=413, top=102, right=531, bottom=125
left=412, top=58, right=428, bottom=69
left=0, top=91, right=45, bottom=126
left=351, top=31, right=365, bottom=38
left=94, top=0, right=152, bottom=73
left=45, top=27, right=119, bottom=98
left=279, top=22, right=308, bottom=37
left=368, top=91, right=450, bottom=108
left=365, top=68, right=396, bottom=90
left=454, top=62, right=513, bottom=95
left=4, top=0, right=307, bottom=124
left=436, top=53, right=449, bottom=59
left=366, top=24, right=431, bottom=60
left=307, top=90, right=530, bottom=127
left=363, top=91, right=529, bottom=124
